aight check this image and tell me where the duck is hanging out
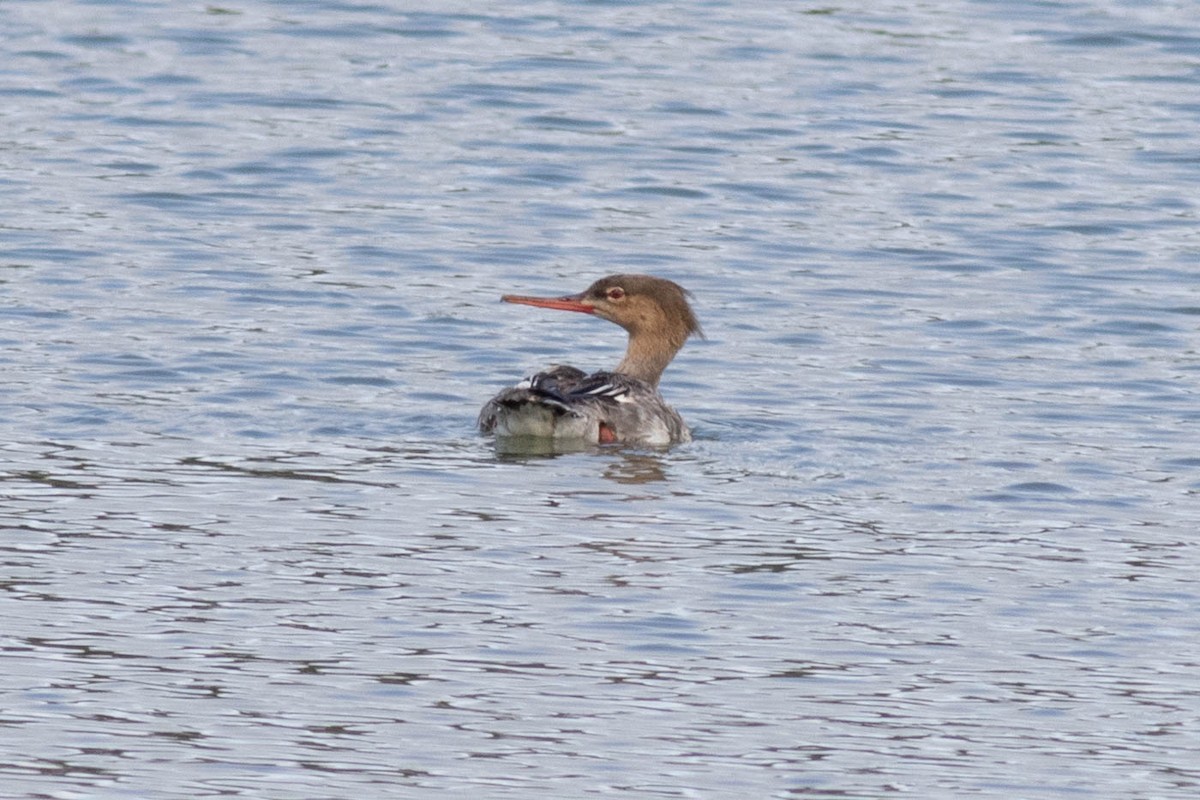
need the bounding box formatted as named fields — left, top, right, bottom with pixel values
left=478, top=274, right=701, bottom=446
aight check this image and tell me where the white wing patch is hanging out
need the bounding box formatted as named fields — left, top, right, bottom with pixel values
left=580, top=381, right=631, bottom=402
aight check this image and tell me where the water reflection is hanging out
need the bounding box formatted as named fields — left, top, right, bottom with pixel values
left=491, top=440, right=673, bottom=486
left=489, top=440, right=675, bottom=489
left=490, top=436, right=596, bottom=459
left=601, top=452, right=670, bottom=485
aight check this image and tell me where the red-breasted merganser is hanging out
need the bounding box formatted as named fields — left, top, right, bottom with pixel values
left=479, top=274, right=702, bottom=446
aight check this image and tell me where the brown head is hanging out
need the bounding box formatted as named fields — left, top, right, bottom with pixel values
left=501, top=273, right=702, bottom=387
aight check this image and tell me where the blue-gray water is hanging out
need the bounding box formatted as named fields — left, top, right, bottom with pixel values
left=3, top=2, right=1199, bottom=798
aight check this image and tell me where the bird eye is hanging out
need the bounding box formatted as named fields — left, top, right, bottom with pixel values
left=606, top=287, right=625, bottom=301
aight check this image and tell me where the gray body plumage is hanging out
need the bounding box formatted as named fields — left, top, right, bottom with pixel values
left=478, top=365, right=689, bottom=446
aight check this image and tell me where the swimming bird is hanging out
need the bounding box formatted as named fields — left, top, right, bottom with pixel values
left=478, top=274, right=702, bottom=446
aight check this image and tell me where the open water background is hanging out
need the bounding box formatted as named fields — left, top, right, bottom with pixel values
left=2, top=1, right=1199, bottom=798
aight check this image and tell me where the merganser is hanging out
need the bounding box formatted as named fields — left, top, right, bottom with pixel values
left=478, top=274, right=702, bottom=446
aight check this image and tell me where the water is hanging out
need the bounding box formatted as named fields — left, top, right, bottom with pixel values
left=2, top=1, right=1199, bottom=798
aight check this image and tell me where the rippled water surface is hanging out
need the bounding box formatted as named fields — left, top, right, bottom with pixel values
left=3, top=1, right=1199, bottom=798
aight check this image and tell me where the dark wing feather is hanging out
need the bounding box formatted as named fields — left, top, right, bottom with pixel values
left=525, top=365, right=588, bottom=401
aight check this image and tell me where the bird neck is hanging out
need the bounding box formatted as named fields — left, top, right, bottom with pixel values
left=615, top=325, right=685, bottom=388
